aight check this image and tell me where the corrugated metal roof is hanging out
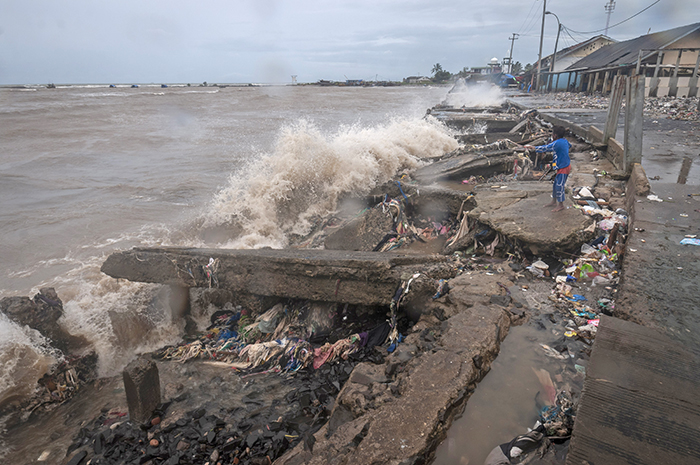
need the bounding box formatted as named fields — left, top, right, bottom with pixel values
left=565, top=22, right=700, bottom=71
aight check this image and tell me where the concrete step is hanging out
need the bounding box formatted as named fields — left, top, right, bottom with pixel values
left=567, top=315, right=700, bottom=465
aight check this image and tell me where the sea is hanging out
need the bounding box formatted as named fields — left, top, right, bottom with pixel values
left=0, top=83, right=505, bottom=410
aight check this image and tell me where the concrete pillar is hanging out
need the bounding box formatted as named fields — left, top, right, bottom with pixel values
left=602, top=71, right=610, bottom=94
left=123, top=357, right=161, bottom=424
left=688, top=50, right=700, bottom=98
left=668, top=50, right=683, bottom=97
left=593, top=72, right=601, bottom=93
left=604, top=75, right=626, bottom=145
left=649, top=52, right=664, bottom=97
left=624, top=75, right=645, bottom=173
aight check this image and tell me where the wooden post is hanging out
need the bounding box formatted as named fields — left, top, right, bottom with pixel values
left=603, top=75, right=626, bottom=145
left=624, top=75, right=645, bottom=173
left=677, top=157, right=693, bottom=185
left=566, top=72, right=572, bottom=92
left=668, top=50, right=683, bottom=97
left=649, top=51, right=664, bottom=97
left=635, top=50, right=644, bottom=75
left=689, top=49, right=700, bottom=98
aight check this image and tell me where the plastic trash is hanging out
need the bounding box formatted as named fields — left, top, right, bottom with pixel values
left=580, top=243, right=597, bottom=255
left=578, top=187, right=594, bottom=198
left=592, top=275, right=611, bottom=287
left=647, top=194, right=663, bottom=202
left=680, top=238, right=700, bottom=246
left=532, top=260, right=549, bottom=269
left=598, top=218, right=617, bottom=230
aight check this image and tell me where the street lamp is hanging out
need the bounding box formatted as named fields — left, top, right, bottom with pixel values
left=546, top=11, right=562, bottom=91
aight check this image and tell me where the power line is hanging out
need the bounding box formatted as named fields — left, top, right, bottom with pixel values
left=516, top=0, right=540, bottom=35
left=565, top=0, right=661, bottom=35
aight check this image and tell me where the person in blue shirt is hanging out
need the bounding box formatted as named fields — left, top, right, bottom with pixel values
left=525, top=125, right=571, bottom=212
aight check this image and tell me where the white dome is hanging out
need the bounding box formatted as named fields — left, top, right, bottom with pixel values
left=490, top=57, right=499, bottom=63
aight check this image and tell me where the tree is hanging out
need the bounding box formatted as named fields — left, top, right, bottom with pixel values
left=511, top=61, right=523, bottom=74
left=456, top=67, right=470, bottom=78
left=524, top=63, right=533, bottom=73
left=431, top=63, right=452, bottom=83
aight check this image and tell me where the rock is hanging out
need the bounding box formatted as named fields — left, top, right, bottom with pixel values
left=473, top=192, right=595, bottom=254
left=324, top=206, right=395, bottom=251
left=490, top=295, right=512, bottom=307
left=0, top=288, right=86, bottom=353
left=65, top=450, right=88, bottom=465
left=122, top=358, right=161, bottom=424
left=176, top=440, right=190, bottom=451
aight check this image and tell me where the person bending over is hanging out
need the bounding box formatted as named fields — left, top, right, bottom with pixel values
left=525, top=125, right=571, bottom=212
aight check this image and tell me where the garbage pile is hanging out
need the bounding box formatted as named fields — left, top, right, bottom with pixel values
left=546, top=92, right=699, bottom=121
left=644, top=96, right=699, bottom=121
left=546, top=92, right=611, bottom=110
left=156, top=300, right=401, bottom=376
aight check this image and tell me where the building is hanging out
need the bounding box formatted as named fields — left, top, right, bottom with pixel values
left=542, top=35, right=616, bottom=73
left=543, top=22, right=700, bottom=96
left=403, top=76, right=431, bottom=84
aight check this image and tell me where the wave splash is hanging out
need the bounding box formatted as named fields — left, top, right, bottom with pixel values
left=203, top=117, right=459, bottom=248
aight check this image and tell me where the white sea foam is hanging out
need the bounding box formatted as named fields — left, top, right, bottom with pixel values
left=0, top=314, right=62, bottom=407
left=443, top=81, right=505, bottom=108
left=203, top=117, right=459, bottom=248
left=60, top=275, right=184, bottom=377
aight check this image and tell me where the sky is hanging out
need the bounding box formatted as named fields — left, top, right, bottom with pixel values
left=0, top=0, right=695, bottom=84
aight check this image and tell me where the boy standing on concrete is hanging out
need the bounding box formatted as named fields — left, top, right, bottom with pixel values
left=525, top=126, right=571, bottom=212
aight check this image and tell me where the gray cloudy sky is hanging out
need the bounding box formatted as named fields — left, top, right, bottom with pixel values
left=0, top=0, right=695, bottom=84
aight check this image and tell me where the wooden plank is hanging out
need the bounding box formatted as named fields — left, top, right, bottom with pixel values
left=567, top=316, right=700, bottom=465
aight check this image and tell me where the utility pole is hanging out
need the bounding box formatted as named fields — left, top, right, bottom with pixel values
left=508, top=33, right=519, bottom=74
left=535, top=0, right=547, bottom=92
left=604, top=1, right=616, bottom=36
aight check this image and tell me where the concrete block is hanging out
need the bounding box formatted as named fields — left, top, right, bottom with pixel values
left=629, top=163, right=650, bottom=197
left=123, top=357, right=161, bottom=424
left=587, top=125, right=604, bottom=145
left=606, top=137, right=624, bottom=170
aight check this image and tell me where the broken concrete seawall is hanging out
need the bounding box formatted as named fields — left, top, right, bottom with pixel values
left=89, top=103, right=626, bottom=465
left=2, top=99, right=640, bottom=465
